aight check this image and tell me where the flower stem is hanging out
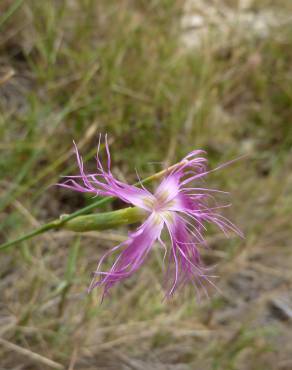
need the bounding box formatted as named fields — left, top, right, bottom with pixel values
left=0, top=220, right=60, bottom=250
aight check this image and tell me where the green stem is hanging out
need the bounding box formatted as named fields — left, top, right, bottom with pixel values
left=0, top=159, right=185, bottom=251
left=0, top=221, right=59, bottom=251
left=0, top=198, right=112, bottom=251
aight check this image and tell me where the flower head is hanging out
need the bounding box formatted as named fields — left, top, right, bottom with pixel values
left=60, top=135, right=242, bottom=298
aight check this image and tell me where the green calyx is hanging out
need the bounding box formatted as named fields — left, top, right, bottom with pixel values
left=61, top=207, right=147, bottom=232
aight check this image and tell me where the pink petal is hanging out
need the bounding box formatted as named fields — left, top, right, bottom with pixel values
left=90, top=213, right=163, bottom=297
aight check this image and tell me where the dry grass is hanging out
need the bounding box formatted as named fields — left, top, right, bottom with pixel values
left=1, top=0, right=292, bottom=369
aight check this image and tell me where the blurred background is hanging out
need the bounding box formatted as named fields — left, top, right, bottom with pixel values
left=1, top=0, right=292, bottom=369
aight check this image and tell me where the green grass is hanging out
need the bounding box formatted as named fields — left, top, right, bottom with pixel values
left=0, top=0, right=292, bottom=369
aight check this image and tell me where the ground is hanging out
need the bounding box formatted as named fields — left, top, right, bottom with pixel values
left=0, top=0, right=292, bottom=369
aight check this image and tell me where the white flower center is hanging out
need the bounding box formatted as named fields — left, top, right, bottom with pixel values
left=143, top=189, right=175, bottom=214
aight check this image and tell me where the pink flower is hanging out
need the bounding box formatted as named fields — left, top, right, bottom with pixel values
left=61, top=135, right=242, bottom=298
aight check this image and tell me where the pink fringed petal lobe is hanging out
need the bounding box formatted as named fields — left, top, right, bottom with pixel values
left=90, top=213, right=164, bottom=297
left=59, top=136, right=154, bottom=211
left=160, top=213, right=208, bottom=296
